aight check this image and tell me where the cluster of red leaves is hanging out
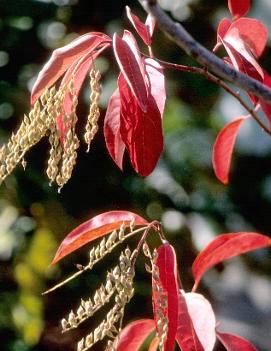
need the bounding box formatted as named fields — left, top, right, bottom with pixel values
left=213, top=0, right=271, bottom=184
left=52, top=210, right=271, bottom=351
left=31, top=6, right=165, bottom=177
left=30, top=0, right=271, bottom=185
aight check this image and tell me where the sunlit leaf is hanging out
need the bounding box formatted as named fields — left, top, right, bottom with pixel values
left=145, top=13, right=155, bottom=38
left=113, top=33, right=148, bottom=112
left=228, top=0, right=251, bottom=20
left=126, top=6, right=151, bottom=46
left=122, top=30, right=147, bottom=85
left=225, top=18, right=268, bottom=58
left=31, top=32, right=111, bottom=104
left=260, top=70, right=271, bottom=126
left=217, top=331, right=258, bottom=351
left=212, top=116, right=247, bottom=184
left=222, top=30, right=264, bottom=83
left=184, top=292, right=216, bottom=351
left=145, top=58, right=166, bottom=118
left=115, top=319, right=155, bottom=351
left=104, top=89, right=125, bottom=170
left=152, top=243, right=179, bottom=351
left=192, top=232, right=271, bottom=290
left=176, top=291, right=204, bottom=351
left=61, top=43, right=110, bottom=115
left=218, top=18, right=267, bottom=104
left=214, top=18, right=231, bottom=51
left=52, top=211, right=148, bottom=264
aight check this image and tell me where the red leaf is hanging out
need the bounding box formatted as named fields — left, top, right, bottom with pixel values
left=192, top=232, right=271, bottom=290
left=223, top=41, right=263, bottom=105
left=31, top=32, right=111, bottom=104
left=113, top=33, right=148, bottom=112
left=217, top=331, right=258, bottom=351
left=260, top=70, right=271, bottom=126
left=214, top=18, right=232, bottom=51
left=104, top=89, right=126, bottom=170
left=126, top=6, right=151, bottom=46
left=222, top=29, right=264, bottom=81
left=184, top=293, right=216, bottom=351
left=228, top=0, right=250, bottom=20
left=152, top=243, right=179, bottom=351
left=118, top=73, right=163, bottom=176
left=61, top=43, right=110, bottom=115
left=176, top=291, right=204, bottom=351
left=115, top=319, right=155, bottom=351
left=51, top=211, right=148, bottom=264
left=55, top=45, right=109, bottom=141
left=145, top=13, right=155, bottom=38
left=218, top=19, right=267, bottom=103
left=145, top=58, right=166, bottom=118
left=212, top=116, right=247, bottom=184
left=225, top=18, right=268, bottom=58
left=122, top=30, right=146, bottom=82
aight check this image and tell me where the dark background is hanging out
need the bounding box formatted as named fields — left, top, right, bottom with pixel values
left=0, top=0, right=271, bottom=350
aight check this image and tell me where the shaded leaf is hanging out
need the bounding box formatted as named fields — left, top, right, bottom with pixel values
left=228, top=0, right=251, bottom=20
left=118, top=73, right=163, bottom=176
left=113, top=33, right=148, bottom=112
left=212, top=116, right=247, bottom=184
left=115, top=319, right=155, bottom=351
left=104, top=89, right=125, bottom=170
left=217, top=331, right=257, bottom=351
left=31, top=32, right=111, bottom=104
left=176, top=291, right=204, bottom=351
left=192, top=232, right=271, bottom=290
left=152, top=243, right=179, bottom=351
left=126, top=6, right=151, bottom=46
left=184, top=293, right=216, bottom=351
left=52, top=211, right=148, bottom=264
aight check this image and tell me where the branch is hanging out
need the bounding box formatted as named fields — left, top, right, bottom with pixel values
left=156, top=58, right=271, bottom=136
left=138, top=0, right=271, bottom=105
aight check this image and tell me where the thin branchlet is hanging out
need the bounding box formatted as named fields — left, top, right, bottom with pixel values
left=42, top=223, right=147, bottom=295
left=45, top=220, right=166, bottom=351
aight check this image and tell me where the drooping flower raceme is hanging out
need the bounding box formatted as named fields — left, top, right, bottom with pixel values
left=0, top=8, right=165, bottom=190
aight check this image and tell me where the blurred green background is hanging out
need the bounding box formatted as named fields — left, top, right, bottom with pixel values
left=0, top=0, right=271, bottom=350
